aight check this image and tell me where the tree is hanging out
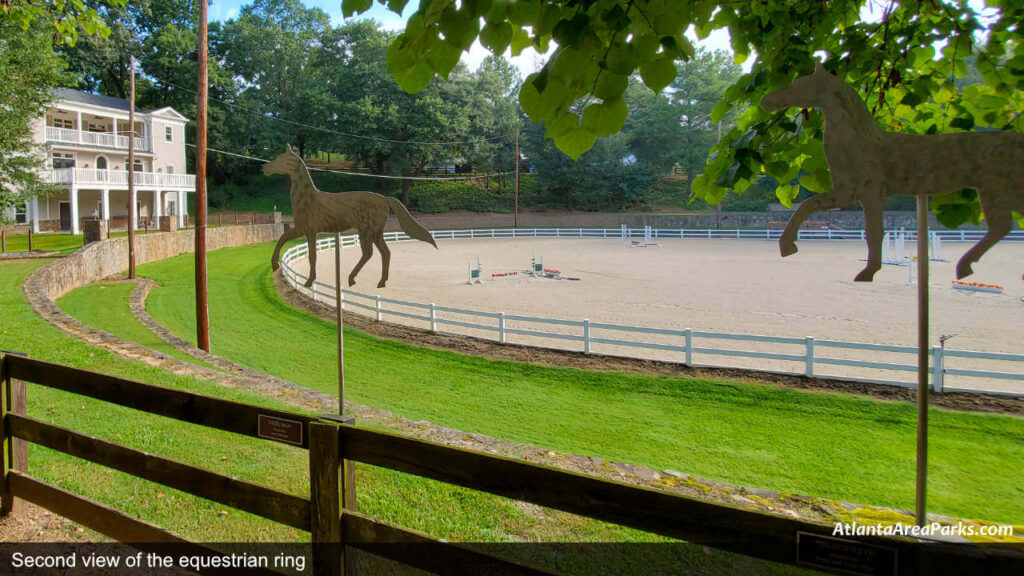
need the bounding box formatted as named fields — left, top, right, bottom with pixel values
left=345, top=0, right=1024, bottom=226
left=217, top=0, right=331, bottom=159
left=60, top=0, right=196, bottom=98
left=1, top=1, right=126, bottom=227
left=0, top=22, right=66, bottom=226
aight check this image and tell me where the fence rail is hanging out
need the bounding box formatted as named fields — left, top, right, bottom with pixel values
left=2, top=354, right=1019, bottom=575
left=280, top=227, right=1024, bottom=396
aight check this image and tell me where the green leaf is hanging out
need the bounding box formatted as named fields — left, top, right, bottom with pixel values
left=544, top=111, right=578, bottom=138
left=510, top=27, right=532, bottom=55
left=711, top=100, right=732, bottom=124
left=387, top=0, right=410, bottom=15
left=392, top=59, right=435, bottom=93
left=554, top=127, right=597, bottom=160
left=640, top=55, right=676, bottom=94
left=605, top=42, right=637, bottom=75
left=775, top=184, right=799, bottom=208
left=582, top=97, right=628, bottom=137
left=518, top=77, right=542, bottom=122
left=798, top=170, right=832, bottom=193
left=342, top=0, right=373, bottom=18
left=949, top=116, right=975, bottom=131
left=593, top=71, right=628, bottom=99
left=480, top=21, right=514, bottom=54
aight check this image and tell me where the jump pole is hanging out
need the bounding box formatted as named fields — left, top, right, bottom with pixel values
left=914, top=196, right=929, bottom=527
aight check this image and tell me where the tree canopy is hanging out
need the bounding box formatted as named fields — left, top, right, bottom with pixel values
left=348, top=0, right=1024, bottom=225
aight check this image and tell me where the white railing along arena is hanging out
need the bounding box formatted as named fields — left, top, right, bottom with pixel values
left=279, top=227, right=1024, bottom=397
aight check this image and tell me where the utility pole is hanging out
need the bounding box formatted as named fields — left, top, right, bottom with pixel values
left=195, top=0, right=211, bottom=352
left=514, top=128, right=520, bottom=228
left=127, top=56, right=136, bottom=279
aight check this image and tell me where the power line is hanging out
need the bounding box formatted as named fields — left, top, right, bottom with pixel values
left=188, top=143, right=516, bottom=181
left=158, top=78, right=512, bottom=147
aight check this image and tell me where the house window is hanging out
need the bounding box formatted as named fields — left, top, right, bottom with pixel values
left=165, top=165, right=174, bottom=174
left=134, top=159, right=144, bottom=172
left=165, top=126, right=173, bottom=142
left=52, top=152, right=75, bottom=169
left=51, top=118, right=73, bottom=129
left=15, top=201, right=28, bottom=225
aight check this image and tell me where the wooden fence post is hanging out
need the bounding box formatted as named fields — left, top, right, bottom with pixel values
left=1, top=352, right=28, bottom=515
left=27, top=229, right=33, bottom=252
left=309, top=421, right=343, bottom=576
left=1, top=228, right=6, bottom=253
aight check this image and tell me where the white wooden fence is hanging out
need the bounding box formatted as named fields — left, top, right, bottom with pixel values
left=279, top=227, right=1024, bottom=397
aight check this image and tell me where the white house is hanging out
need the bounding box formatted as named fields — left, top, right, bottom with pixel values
left=18, top=88, right=195, bottom=235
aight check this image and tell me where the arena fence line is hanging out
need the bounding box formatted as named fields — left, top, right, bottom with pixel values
left=279, top=228, right=1024, bottom=397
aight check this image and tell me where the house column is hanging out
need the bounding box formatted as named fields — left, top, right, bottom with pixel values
left=70, top=186, right=80, bottom=235
left=152, top=189, right=162, bottom=220
left=31, top=197, right=41, bottom=233
left=75, top=111, right=83, bottom=142
left=178, top=190, right=186, bottom=227
left=101, top=189, right=110, bottom=220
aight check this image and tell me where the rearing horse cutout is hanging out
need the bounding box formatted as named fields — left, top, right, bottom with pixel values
left=265, top=145, right=437, bottom=288
left=762, top=62, right=1023, bottom=281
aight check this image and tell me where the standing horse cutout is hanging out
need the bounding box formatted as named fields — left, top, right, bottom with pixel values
left=265, top=145, right=437, bottom=288
left=761, top=62, right=1023, bottom=281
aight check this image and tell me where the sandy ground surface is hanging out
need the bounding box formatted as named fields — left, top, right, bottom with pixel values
left=293, top=237, right=1024, bottom=393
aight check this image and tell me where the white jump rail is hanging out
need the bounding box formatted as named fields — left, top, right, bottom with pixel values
left=280, top=227, right=1024, bottom=397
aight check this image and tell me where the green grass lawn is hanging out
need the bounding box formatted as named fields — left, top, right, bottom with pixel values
left=132, top=243, right=1024, bottom=525
left=3, top=259, right=806, bottom=575
left=57, top=282, right=221, bottom=370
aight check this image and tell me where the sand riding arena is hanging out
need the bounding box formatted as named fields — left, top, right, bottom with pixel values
left=283, top=228, right=1024, bottom=395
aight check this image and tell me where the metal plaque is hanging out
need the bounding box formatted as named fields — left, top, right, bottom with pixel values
left=796, top=532, right=897, bottom=576
left=257, top=414, right=304, bottom=446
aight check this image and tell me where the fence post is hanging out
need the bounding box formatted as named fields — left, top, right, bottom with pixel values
left=498, top=312, right=506, bottom=344
left=429, top=303, right=437, bottom=332
left=931, top=346, right=944, bottom=393
left=684, top=329, right=693, bottom=366
left=375, top=295, right=382, bottom=322
left=583, top=319, right=591, bottom=354
left=805, top=337, right=815, bottom=377
left=27, top=229, right=32, bottom=252
left=1, top=352, right=28, bottom=515
left=309, top=421, right=349, bottom=576
left=1, top=229, right=5, bottom=253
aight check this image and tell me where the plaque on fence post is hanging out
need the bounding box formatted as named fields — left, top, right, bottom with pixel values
left=796, top=532, right=897, bottom=576
left=257, top=414, right=304, bottom=446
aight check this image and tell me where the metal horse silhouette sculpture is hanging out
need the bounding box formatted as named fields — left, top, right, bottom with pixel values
left=762, top=62, right=1023, bottom=281
left=265, top=145, right=437, bottom=288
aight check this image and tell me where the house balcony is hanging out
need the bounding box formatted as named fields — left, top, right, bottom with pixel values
left=41, top=168, right=195, bottom=190
left=45, top=126, right=151, bottom=153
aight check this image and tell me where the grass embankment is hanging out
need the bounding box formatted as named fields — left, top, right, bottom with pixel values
left=131, top=243, right=1024, bottom=525
left=10, top=260, right=797, bottom=575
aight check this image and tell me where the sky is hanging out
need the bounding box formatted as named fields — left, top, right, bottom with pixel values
left=207, top=0, right=736, bottom=76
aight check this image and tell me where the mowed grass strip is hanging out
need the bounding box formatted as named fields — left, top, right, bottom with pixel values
left=57, top=282, right=222, bottom=370
left=137, top=243, right=1024, bottom=524
left=11, top=260, right=804, bottom=576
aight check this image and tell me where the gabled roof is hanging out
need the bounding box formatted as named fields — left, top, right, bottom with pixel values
left=52, top=88, right=187, bottom=121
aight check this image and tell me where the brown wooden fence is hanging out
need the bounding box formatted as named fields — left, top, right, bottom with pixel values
left=1, top=352, right=1020, bottom=575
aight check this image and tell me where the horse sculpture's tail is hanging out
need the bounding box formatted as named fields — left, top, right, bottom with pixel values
left=387, top=197, right=438, bottom=248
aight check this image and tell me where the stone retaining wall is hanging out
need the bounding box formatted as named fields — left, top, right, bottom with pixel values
left=29, top=223, right=283, bottom=300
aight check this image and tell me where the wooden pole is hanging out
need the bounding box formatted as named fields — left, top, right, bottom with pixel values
left=915, top=195, right=929, bottom=527
left=127, top=56, right=136, bottom=279
left=514, top=128, right=520, bottom=228
left=195, top=0, right=211, bottom=352
left=335, top=233, right=344, bottom=415
left=1, top=352, right=28, bottom=515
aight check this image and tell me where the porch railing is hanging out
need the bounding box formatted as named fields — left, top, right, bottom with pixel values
left=45, top=126, right=150, bottom=152
left=40, top=168, right=195, bottom=189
